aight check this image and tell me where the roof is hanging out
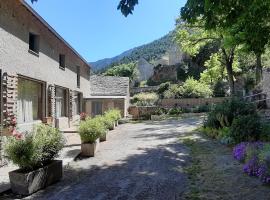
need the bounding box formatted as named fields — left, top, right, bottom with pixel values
left=20, top=0, right=90, bottom=68
left=90, top=75, right=129, bottom=97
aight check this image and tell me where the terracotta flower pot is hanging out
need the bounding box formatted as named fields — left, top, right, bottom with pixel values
left=9, top=160, right=63, bottom=195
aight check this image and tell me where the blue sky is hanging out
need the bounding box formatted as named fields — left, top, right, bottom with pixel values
left=26, top=0, right=185, bottom=62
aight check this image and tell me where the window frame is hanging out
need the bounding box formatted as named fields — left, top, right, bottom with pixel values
left=76, top=66, right=80, bottom=88
left=59, top=54, right=66, bottom=70
left=28, top=32, right=40, bottom=55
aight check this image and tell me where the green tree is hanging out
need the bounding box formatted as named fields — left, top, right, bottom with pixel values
left=103, top=62, right=138, bottom=81
left=181, top=0, right=270, bottom=84
left=175, top=20, right=237, bottom=95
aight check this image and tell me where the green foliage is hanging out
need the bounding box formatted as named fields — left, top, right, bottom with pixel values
left=104, top=109, right=122, bottom=121
left=132, top=92, right=159, bottom=106
left=79, top=117, right=106, bottom=143
left=230, top=115, right=261, bottom=144
left=181, top=77, right=212, bottom=98
left=168, top=108, right=182, bottom=115
left=258, top=144, right=270, bottom=165
left=103, top=63, right=138, bottom=81
left=163, top=84, right=183, bottom=99
left=4, top=124, right=65, bottom=171
left=200, top=53, right=224, bottom=85
left=212, top=80, right=227, bottom=97
left=157, top=82, right=171, bottom=98
left=204, top=98, right=257, bottom=129
left=260, top=123, right=270, bottom=142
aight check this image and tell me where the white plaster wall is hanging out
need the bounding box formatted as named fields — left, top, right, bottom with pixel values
left=0, top=0, right=90, bottom=95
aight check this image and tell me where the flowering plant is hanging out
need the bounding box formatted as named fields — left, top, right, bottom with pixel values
left=80, top=112, right=88, bottom=121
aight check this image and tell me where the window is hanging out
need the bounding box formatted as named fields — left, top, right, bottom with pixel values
left=92, top=101, right=102, bottom=116
left=77, top=66, right=80, bottom=88
left=55, top=87, right=67, bottom=118
left=17, top=78, right=43, bottom=124
left=59, top=54, right=66, bottom=69
left=29, top=33, right=39, bottom=54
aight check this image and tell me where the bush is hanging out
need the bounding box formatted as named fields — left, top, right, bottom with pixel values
left=230, top=114, right=261, bottom=144
left=79, top=117, right=106, bottom=143
left=153, top=108, right=167, bottom=115
left=181, top=77, right=213, bottom=98
left=93, top=115, right=109, bottom=137
left=132, top=92, right=159, bottom=106
left=104, top=109, right=122, bottom=121
left=204, top=98, right=257, bottom=129
left=157, top=82, right=171, bottom=98
left=168, top=108, right=182, bottom=115
left=4, top=124, right=65, bottom=171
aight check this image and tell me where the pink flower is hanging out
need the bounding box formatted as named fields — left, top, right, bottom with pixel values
left=12, top=129, right=23, bottom=140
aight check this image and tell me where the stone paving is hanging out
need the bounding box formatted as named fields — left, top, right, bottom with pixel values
left=2, top=117, right=202, bottom=200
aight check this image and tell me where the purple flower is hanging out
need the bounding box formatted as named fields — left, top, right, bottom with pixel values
left=243, top=156, right=260, bottom=176
left=233, top=142, right=248, bottom=162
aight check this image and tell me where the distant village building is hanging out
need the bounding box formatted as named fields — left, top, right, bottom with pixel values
left=136, top=58, right=154, bottom=82
left=85, top=75, right=130, bottom=117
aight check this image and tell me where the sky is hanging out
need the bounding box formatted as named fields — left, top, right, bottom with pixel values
left=26, top=0, right=186, bottom=62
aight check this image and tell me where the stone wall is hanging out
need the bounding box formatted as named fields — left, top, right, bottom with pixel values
left=150, top=64, right=178, bottom=83
left=130, top=86, right=159, bottom=96
left=128, top=106, right=158, bottom=119
left=159, top=98, right=227, bottom=108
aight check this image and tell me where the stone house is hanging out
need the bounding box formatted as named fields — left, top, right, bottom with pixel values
left=85, top=75, right=130, bottom=117
left=0, top=0, right=91, bottom=131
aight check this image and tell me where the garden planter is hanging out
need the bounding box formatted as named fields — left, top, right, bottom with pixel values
left=1, top=127, right=12, bottom=136
left=42, top=117, right=53, bottom=126
left=115, top=121, right=119, bottom=127
left=9, top=160, right=63, bottom=195
left=100, top=131, right=108, bottom=142
left=81, top=138, right=100, bottom=157
left=109, top=123, right=115, bottom=130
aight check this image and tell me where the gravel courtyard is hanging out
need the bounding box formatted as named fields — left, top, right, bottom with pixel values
left=17, top=117, right=202, bottom=200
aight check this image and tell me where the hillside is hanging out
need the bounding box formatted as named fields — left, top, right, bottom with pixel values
left=90, top=31, right=176, bottom=72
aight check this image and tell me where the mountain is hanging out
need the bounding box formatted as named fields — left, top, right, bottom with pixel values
left=90, top=31, right=176, bottom=72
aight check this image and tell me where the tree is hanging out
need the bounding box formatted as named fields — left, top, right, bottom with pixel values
left=175, top=20, right=237, bottom=95
left=181, top=0, right=270, bottom=84
left=103, top=62, right=138, bottom=81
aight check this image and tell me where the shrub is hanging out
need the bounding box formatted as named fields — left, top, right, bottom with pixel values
left=157, top=82, right=171, bottom=98
left=153, top=108, right=167, bottom=115
left=79, top=117, right=106, bottom=143
left=260, top=123, right=270, bottom=142
left=200, top=127, right=219, bottom=139
left=163, top=84, right=183, bottom=99
left=230, top=114, right=261, bottom=144
left=93, top=115, right=109, bottom=137
left=4, top=124, right=65, bottom=171
left=258, top=144, right=270, bottom=183
left=132, top=92, right=159, bottom=106
left=181, top=77, right=213, bottom=98
left=217, top=127, right=234, bottom=145
left=104, top=109, right=121, bottom=121
left=204, top=98, right=257, bottom=129
left=168, top=108, right=182, bottom=115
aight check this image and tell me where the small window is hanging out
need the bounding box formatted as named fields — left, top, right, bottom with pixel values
left=59, top=54, right=66, bottom=69
left=77, top=66, right=80, bottom=88
left=29, top=33, right=40, bottom=54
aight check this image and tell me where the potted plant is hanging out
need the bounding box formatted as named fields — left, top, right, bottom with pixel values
left=104, top=109, right=122, bottom=128
left=94, top=116, right=109, bottom=142
left=78, top=117, right=106, bottom=157
left=4, top=124, right=65, bottom=195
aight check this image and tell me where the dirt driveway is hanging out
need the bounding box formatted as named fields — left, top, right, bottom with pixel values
left=19, top=117, right=202, bottom=200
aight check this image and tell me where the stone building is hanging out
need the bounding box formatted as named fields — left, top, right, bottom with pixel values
left=0, top=0, right=91, bottom=131
left=85, top=75, right=130, bottom=117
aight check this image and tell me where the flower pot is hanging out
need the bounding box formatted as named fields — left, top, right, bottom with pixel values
left=42, top=117, right=53, bottom=125
left=9, top=160, right=63, bottom=195
left=100, top=131, right=108, bottom=142
left=109, top=123, right=115, bottom=131
left=1, top=127, right=13, bottom=136
left=81, top=138, right=100, bottom=157
left=115, top=120, right=119, bottom=127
